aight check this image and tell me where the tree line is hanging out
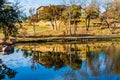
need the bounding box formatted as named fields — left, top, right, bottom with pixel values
left=29, top=0, right=120, bottom=35
left=1, top=0, right=120, bottom=38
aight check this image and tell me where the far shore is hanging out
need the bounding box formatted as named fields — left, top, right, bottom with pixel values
left=14, top=35, right=120, bottom=43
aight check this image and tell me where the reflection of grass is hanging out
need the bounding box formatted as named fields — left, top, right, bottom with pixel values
left=16, top=42, right=120, bottom=56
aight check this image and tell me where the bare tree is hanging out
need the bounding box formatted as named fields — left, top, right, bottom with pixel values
left=85, top=0, right=100, bottom=31
left=62, top=0, right=87, bottom=36
left=102, top=0, right=120, bottom=34
left=29, top=8, right=37, bottom=36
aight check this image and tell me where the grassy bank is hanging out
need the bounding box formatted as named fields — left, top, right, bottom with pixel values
left=18, top=21, right=120, bottom=38
left=1, top=20, right=120, bottom=42
left=15, top=37, right=120, bottom=44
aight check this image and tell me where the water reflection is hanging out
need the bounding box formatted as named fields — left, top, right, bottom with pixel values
left=0, top=59, right=17, bottom=80
left=1, top=42, right=120, bottom=80
left=0, top=45, right=17, bottom=80
left=0, top=45, right=14, bottom=55
left=20, top=43, right=82, bottom=70
left=35, top=52, right=82, bottom=70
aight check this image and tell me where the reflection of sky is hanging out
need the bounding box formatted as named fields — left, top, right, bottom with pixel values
left=79, top=52, right=120, bottom=80
left=0, top=49, right=120, bottom=80
left=0, top=49, right=31, bottom=68
left=0, top=49, right=73, bottom=80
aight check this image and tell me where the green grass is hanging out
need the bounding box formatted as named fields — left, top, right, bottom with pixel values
left=0, top=33, right=3, bottom=40
left=27, top=25, right=49, bottom=32
left=36, top=26, right=49, bottom=31
left=77, top=22, right=86, bottom=27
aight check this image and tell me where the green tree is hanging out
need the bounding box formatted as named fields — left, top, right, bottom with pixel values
left=22, top=14, right=28, bottom=22
left=62, top=0, right=87, bottom=35
left=0, top=0, right=22, bottom=38
left=62, top=5, right=82, bottom=35
left=85, top=0, right=100, bottom=31
left=39, top=5, right=65, bottom=30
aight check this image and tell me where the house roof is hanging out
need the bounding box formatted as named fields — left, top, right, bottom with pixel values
left=37, top=6, right=47, bottom=10
left=37, top=5, right=66, bottom=10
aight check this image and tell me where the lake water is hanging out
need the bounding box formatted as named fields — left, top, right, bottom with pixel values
left=0, top=42, right=120, bottom=80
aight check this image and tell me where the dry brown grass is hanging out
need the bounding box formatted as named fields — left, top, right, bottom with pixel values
left=32, top=20, right=120, bottom=36
left=26, top=26, right=120, bottom=37
left=1, top=20, right=120, bottom=39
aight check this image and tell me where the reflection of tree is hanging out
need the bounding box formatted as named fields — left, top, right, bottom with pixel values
left=17, top=42, right=120, bottom=79
left=31, top=52, right=82, bottom=70
left=62, top=43, right=84, bottom=80
left=31, top=43, right=39, bottom=71
left=84, top=43, right=120, bottom=78
left=107, top=43, right=120, bottom=74
left=86, top=44, right=96, bottom=76
left=64, top=70, right=78, bottom=80
left=0, top=59, right=17, bottom=79
left=113, top=55, right=120, bottom=74
left=21, top=48, right=33, bottom=57
left=21, top=43, right=82, bottom=70
left=106, top=43, right=116, bottom=61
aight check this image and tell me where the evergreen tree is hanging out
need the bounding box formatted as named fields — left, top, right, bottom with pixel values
left=0, top=0, right=22, bottom=38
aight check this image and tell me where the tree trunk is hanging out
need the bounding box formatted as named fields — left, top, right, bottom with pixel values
left=104, top=18, right=115, bottom=34
left=69, top=10, right=72, bottom=36
left=3, top=25, right=8, bottom=40
left=74, top=20, right=77, bottom=35
left=54, top=18, right=57, bottom=30
left=64, top=21, right=68, bottom=35
left=33, top=22, right=36, bottom=36
left=58, top=20, right=63, bottom=30
left=86, top=17, right=91, bottom=31
left=50, top=19, right=54, bottom=30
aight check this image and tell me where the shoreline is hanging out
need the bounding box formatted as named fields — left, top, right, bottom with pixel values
left=14, top=36, right=120, bottom=43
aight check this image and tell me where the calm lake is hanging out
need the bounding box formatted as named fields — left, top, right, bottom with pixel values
left=0, top=42, right=120, bottom=80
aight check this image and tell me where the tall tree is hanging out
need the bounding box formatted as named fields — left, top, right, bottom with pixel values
left=38, top=5, right=65, bottom=30
left=29, top=8, right=38, bottom=36
left=0, top=0, right=22, bottom=38
left=102, top=0, right=120, bottom=33
left=85, top=0, right=100, bottom=31
left=62, top=0, right=85, bottom=35
left=62, top=5, right=82, bottom=35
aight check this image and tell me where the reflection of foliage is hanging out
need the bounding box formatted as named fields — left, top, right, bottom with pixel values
left=35, top=52, right=82, bottom=70
left=113, top=55, right=120, bottom=74
left=22, top=49, right=33, bottom=58
left=0, top=59, right=17, bottom=79
left=20, top=44, right=82, bottom=70
left=21, top=46, right=82, bottom=70
left=86, top=46, right=120, bottom=77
